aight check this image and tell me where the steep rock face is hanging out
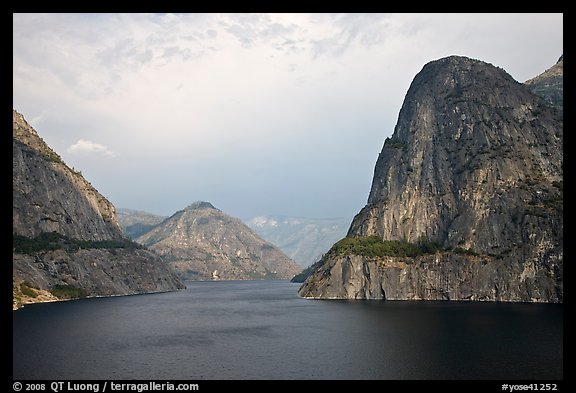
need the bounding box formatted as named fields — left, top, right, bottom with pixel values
left=300, top=56, right=562, bottom=302
left=13, top=249, right=184, bottom=306
left=350, top=56, right=562, bottom=249
left=298, top=254, right=559, bottom=302
left=13, top=110, right=123, bottom=241
left=137, top=202, right=302, bottom=280
left=13, top=110, right=184, bottom=309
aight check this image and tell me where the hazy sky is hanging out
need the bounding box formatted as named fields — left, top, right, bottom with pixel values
left=13, top=13, right=563, bottom=219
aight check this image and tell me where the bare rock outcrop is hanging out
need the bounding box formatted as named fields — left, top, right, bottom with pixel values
left=137, top=202, right=302, bottom=280
left=299, top=56, right=562, bottom=302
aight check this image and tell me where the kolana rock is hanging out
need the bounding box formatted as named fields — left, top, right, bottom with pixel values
left=299, top=55, right=563, bottom=303
left=136, top=201, right=302, bottom=280
left=13, top=110, right=184, bottom=310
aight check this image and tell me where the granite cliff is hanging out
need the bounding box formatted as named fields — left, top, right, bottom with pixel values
left=13, top=111, right=123, bottom=241
left=13, top=110, right=184, bottom=309
left=136, top=202, right=302, bottom=280
left=299, top=56, right=563, bottom=302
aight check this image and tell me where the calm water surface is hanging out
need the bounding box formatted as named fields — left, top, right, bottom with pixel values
left=13, top=280, right=562, bottom=380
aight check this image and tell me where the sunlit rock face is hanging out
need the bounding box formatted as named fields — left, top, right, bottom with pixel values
left=300, top=56, right=563, bottom=302
left=136, top=202, right=302, bottom=281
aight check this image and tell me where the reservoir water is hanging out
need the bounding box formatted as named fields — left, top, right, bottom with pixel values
left=13, top=280, right=562, bottom=380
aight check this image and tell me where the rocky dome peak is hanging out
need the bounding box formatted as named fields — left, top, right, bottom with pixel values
left=186, top=201, right=217, bottom=211
left=137, top=202, right=301, bottom=280
left=300, top=55, right=562, bottom=302
left=410, top=55, right=506, bottom=86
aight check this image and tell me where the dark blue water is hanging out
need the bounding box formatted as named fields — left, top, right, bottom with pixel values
left=13, top=280, right=562, bottom=380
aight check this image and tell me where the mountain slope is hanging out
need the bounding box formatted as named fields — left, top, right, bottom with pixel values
left=525, top=55, right=563, bottom=114
left=244, top=215, right=350, bottom=267
left=13, top=111, right=123, bottom=241
left=13, top=110, right=184, bottom=309
left=299, top=56, right=562, bottom=302
left=117, top=208, right=167, bottom=239
left=137, top=202, right=302, bottom=280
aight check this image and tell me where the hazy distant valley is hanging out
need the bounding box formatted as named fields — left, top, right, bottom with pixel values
left=244, top=216, right=350, bottom=267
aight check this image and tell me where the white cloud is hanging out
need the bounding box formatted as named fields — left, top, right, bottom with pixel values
left=67, top=139, right=115, bottom=157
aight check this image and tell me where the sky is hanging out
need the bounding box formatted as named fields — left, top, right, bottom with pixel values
left=13, top=13, right=563, bottom=220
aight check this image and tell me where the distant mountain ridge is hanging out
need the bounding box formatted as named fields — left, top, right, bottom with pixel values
left=136, top=202, right=302, bottom=280
left=244, top=215, right=350, bottom=267
left=13, top=110, right=184, bottom=309
left=117, top=208, right=167, bottom=239
left=119, top=209, right=351, bottom=270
